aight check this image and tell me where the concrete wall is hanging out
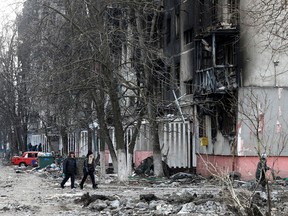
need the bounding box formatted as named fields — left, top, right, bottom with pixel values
left=237, top=87, right=288, bottom=156
left=240, top=0, right=288, bottom=87
left=197, top=154, right=288, bottom=181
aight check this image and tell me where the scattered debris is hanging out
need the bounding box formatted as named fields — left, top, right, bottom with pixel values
left=169, top=172, right=205, bottom=184
left=3, top=158, right=288, bottom=215
left=139, top=194, right=159, bottom=202
left=134, top=156, right=171, bottom=177
left=229, top=171, right=241, bottom=180
left=74, top=192, right=114, bottom=207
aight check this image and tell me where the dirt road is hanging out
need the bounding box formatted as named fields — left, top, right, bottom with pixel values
left=0, top=162, right=190, bottom=216
left=0, top=162, right=89, bottom=215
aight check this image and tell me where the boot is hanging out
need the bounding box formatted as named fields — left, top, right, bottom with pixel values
left=93, top=184, right=98, bottom=189
left=79, top=184, right=83, bottom=189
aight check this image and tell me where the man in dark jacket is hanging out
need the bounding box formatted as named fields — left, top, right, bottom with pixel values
left=79, top=150, right=98, bottom=189
left=60, top=151, right=77, bottom=189
left=255, top=153, right=270, bottom=191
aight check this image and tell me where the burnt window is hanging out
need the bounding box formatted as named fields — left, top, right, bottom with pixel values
left=216, top=36, right=236, bottom=65
left=185, top=79, right=193, bottom=95
left=199, top=116, right=207, bottom=137
left=184, top=28, right=194, bottom=44
left=167, top=18, right=171, bottom=44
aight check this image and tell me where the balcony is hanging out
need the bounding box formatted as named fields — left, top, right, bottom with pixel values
left=195, top=65, right=237, bottom=95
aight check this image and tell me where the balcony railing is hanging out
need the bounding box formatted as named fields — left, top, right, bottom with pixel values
left=195, top=65, right=236, bottom=95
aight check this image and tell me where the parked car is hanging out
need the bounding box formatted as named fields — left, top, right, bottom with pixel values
left=11, top=151, right=39, bottom=167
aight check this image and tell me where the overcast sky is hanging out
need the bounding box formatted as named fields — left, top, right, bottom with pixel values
left=0, top=0, right=24, bottom=25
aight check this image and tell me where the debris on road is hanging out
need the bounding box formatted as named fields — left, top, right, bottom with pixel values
left=3, top=158, right=288, bottom=215
left=134, top=156, right=171, bottom=177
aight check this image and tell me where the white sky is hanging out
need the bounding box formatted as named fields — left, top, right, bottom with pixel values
left=0, top=0, right=24, bottom=26
left=0, top=0, right=24, bottom=43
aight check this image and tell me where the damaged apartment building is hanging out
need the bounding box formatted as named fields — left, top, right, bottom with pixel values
left=163, top=0, right=288, bottom=180
left=19, top=0, right=288, bottom=179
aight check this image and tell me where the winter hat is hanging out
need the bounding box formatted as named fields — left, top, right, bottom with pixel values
left=261, top=153, right=267, bottom=159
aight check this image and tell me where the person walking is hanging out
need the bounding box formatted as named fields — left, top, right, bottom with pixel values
left=79, top=150, right=98, bottom=189
left=60, top=151, right=77, bottom=189
left=255, top=153, right=270, bottom=191
left=28, top=143, right=32, bottom=151
left=38, top=143, right=42, bottom=152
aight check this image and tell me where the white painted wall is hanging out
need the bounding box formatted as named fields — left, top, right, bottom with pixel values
left=240, top=0, right=288, bottom=87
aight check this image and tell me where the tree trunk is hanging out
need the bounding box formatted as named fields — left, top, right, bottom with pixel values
left=126, top=152, right=133, bottom=176
left=151, top=109, right=164, bottom=177
left=127, top=109, right=145, bottom=175
left=91, top=89, right=118, bottom=174
left=99, top=150, right=106, bottom=178
left=117, top=149, right=127, bottom=181
left=105, top=65, right=126, bottom=180
left=87, top=127, right=93, bottom=151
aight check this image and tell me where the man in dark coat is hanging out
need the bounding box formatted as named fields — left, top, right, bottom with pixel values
left=255, top=153, right=270, bottom=191
left=28, top=143, right=32, bottom=151
left=60, top=151, right=77, bottom=189
left=38, top=143, right=42, bottom=152
left=79, top=150, right=98, bottom=189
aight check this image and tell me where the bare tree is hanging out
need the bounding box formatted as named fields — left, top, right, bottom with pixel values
left=16, top=0, right=169, bottom=181
left=0, top=17, right=30, bottom=155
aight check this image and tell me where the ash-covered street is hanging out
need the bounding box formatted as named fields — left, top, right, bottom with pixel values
left=1, top=160, right=288, bottom=216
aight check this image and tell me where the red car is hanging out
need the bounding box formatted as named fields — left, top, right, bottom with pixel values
left=11, top=151, right=39, bottom=167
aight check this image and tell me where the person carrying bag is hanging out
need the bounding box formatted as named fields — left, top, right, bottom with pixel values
left=79, top=150, right=98, bottom=189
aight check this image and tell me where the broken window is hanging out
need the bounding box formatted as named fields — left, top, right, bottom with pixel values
left=184, top=79, right=193, bottom=95
left=166, top=17, right=171, bottom=44
left=163, top=66, right=174, bottom=101
left=216, top=36, right=236, bottom=65
left=184, top=28, right=194, bottom=45
left=194, top=33, right=238, bottom=94
left=195, top=38, right=212, bottom=70
left=229, top=0, right=239, bottom=24
left=199, top=115, right=207, bottom=137
left=217, top=97, right=236, bottom=136
left=213, top=0, right=239, bottom=25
